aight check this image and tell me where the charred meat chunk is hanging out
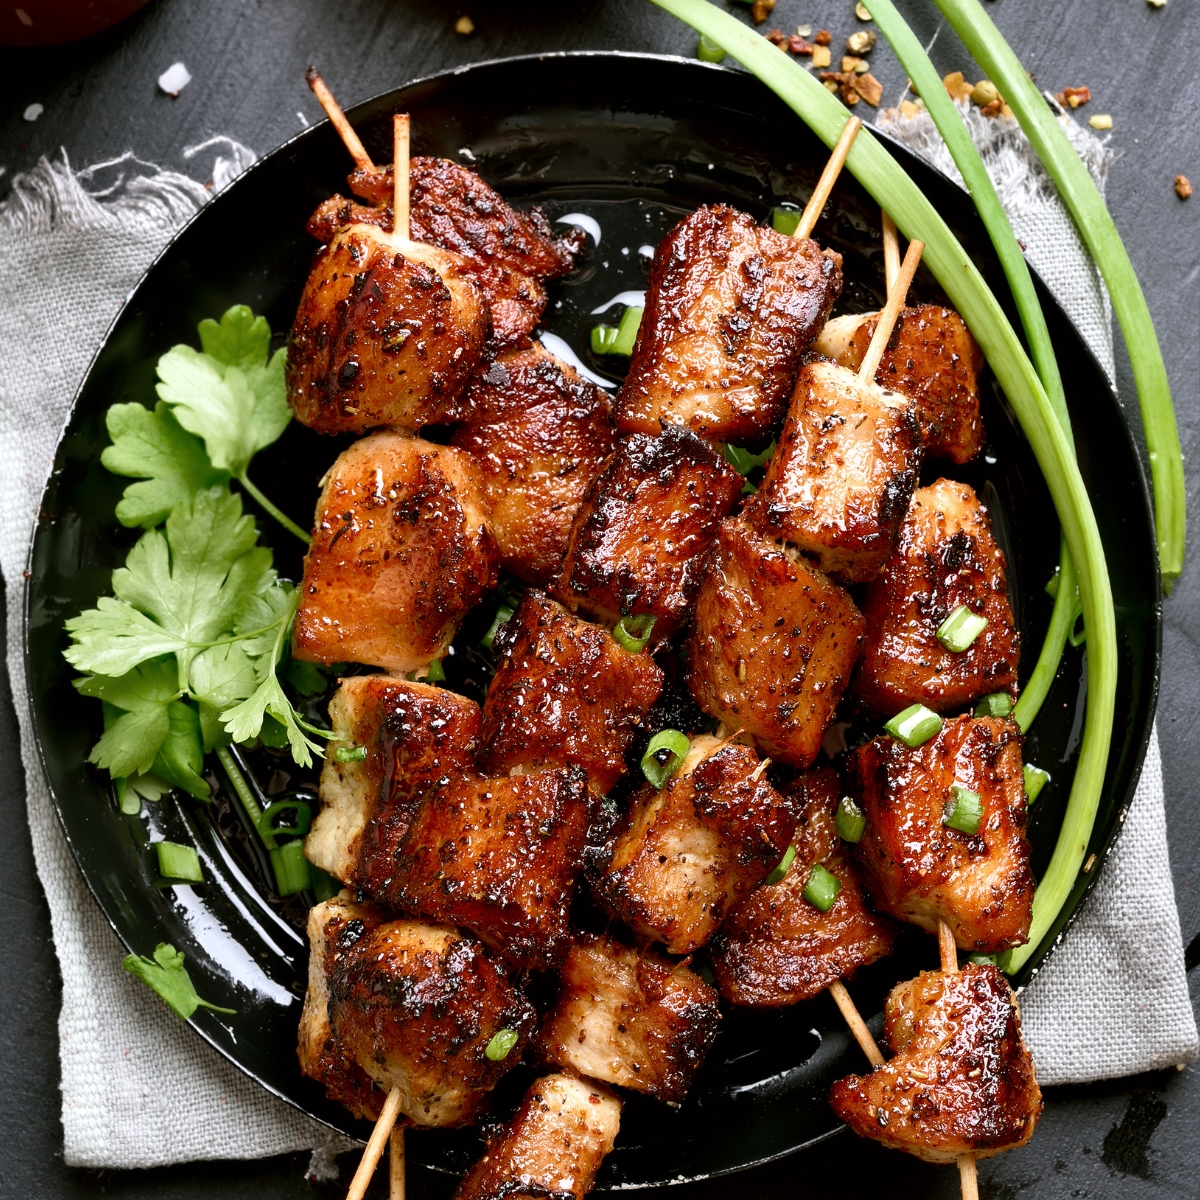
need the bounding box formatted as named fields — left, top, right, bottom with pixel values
left=615, top=204, right=842, bottom=443
left=592, top=734, right=796, bottom=955
left=744, top=360, right=922, bottom=583
left=853, top=479, right=1020, bottom=715
left=829, top=964, right=1042, bottom=1162
left=451, top=345, right=617, bottom=586
left=390, top=766, right=595, bottom=970
left=552, top=425, right=743, bottom=643
left=453, top=1074, right=622, bottom=1200
left=846, top=715, right=1033, bottom=953
left=293, top=433, right=500, bottom=673
left=479, top=591, right=664, bottom=794
left=538, top=933, right=720, bottom=1103
left=686, top=518, right=865, bottom=769
left=711, top=767, right=897, bottom=1007
left=287, top=224, right=487, bottom=435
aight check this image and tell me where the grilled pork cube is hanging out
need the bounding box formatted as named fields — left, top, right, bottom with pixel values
left=711, top=767, right=897, bottom=1007
left=479, top=591, right=663, bottom=794
left=853, top=479, right=1019, bottom=715
left=615, top=204, right=842, bottom=442
left=538, top=933, right=720, bottom=1103
left=454, top=1074, right=622, bottom=1200
left=293, top=433, right=500, bottom=673
left=552, top=426, right=743, bottom=643
left=391, top=766, right=595, bottom=970
left=305, top=676, right=482, bottom=888
left=287, top=223, right=487, bottom=435
left=686, top=518, right=865, bottom=769
left=592, top=734, right=796, bottom=954
left=846, top=715, right=1033, bottom=953
left=451, top=345, right=617, bottom=586
left=813, top=305, right=985, bottom=464
left=829, top=964, right=1042, bottom=1162
left=745, top=360, right=922, bottom=583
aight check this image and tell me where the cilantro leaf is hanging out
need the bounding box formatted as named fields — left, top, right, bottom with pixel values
left=115, top=771, right=171, bottom=815
left=76, top=660, right=179, bottom=777
left=102, top=402, right=229, bottom=529
left=197, top=305, right=272, bottom=371
left=122, top=942, right=235, bottom=1020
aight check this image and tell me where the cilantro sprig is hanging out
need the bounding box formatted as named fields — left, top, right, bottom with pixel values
left=122, top=943, right=236, bottom=1020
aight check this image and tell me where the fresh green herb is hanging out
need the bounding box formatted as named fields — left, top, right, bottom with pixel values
left=155, top=840, right=205, bottom=883
left=485, top=1028, right=520, bottom=1061
left=612, top=305, right=644, bottom=356
left=613, top=614, right=656, bottom=653
left=836, top=795, right=867, bottom=843
left=335, top=744, right=368, bottom=763
left=968, top=953, right=996, bottom=966
left=641, top=729, right=690, bottom=789
left=590, top=324, right=619, bottom=355
left=425, top=657, right=447, bottom=683
left=884, top=703, right=942, bottom=748
left=943, top=785, right=983, bottom=835
left=481, top=582, right=522, bottom=649
left=1024, top=763, right=1051, bottom=805
left=771, top=207, right=802, bottom=236
left=722, top=441, right=776, bottom=475
left=974, top=692, right=1012, bottom=718
left=697, top=32, right=726, bottom=62
left=765, top=843, right=797, bottom=885
left=802, top=863, right=841, bottom=912
left=256, top=798, right=313, bottom=842
left=115, top=771, right=171, bottom=816
left=122, top=942, right=235, bottom=1020
left=936, top=605, right=988, bottom=652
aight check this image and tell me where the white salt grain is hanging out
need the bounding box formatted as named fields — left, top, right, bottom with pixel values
left=158, top=62, right=192, bottom=97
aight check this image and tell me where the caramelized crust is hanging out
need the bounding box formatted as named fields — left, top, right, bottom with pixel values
left=852, top=479, right=1020, bottom=715
left=711, top=767, right=897, bottom=1007
left=287, top=224, right=488, bottom=434
left=306, top=676, right=481, bottom=886
left=829, top=964, right=1042, bottom=1162
left=391, top=767, right=595, bottom=970
left=293, top=433, right=500, bottom=673
left=538, top=933, right=720, bottom=1103
left=846, top=715, right=1033, bottom=952
left=552, top=426, right=743, bottom=642
left=745, top=360, right=922, bottom=583
left=453, top=1074, right=622, bottom=1200
left=451, top=345, right=617, bottom=586
left=813, top=305, right=985, bottom=464
left=479, top=591, right=664, bottom=794
left=328, top=915, right=537, bottom=1128
left=592, top=735, right=796, bottom=955
left=615, top=204, right=842, bottom=442
left=686, top=518, right=865, bottom=769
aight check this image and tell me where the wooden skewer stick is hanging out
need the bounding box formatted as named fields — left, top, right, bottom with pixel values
left=937, top=919, right=980, bottom=1200
left=345, top=1085, right=404, bottom=1200
left=389, top=1127, right=407, bottom=1200
left=305, top=67, right=375, bottom=173
left=795, top=115, right=862, bottom=240
left=828, top=979, right=885, bottom=1067
left=393, top=114, right=411, bottom=240
left=881, top=210, right=901, bottom=296
left=858, top=236, right=924, bottom=382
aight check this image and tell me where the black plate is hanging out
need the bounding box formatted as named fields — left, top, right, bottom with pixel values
left=24, top=52, right=1160, bottom=1188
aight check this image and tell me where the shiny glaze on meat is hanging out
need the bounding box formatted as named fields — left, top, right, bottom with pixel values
left=306, top=676, right=481, bottom=886
left=615, top=204, right=842, bottom=442
left=686, top=518, right=865, bottom=769
left=451, top=345, right=617, bottom=585
left=552, top=425, right=743, bottom=643
left=287, top=223, right=488, bottom=434
left=813, top=305, right=985, bottom=463
left=479, top=591, right=664, bottom=794
left=853, top=479, right=1020, bottom=715
left=453, top=1074, right=622, bottom=1200
left=538, top=933, right=720, bottom=1104
left=390, top=766, right=596, bottom=970
left=829, top=964, right=1042, bottom=1162
left=592, top=735, right=796, bottom=955
left=745, top=360, right=922, bottom=583
left=846, top=715, right=1033, bottom=952
left=292, top=433, right=500, bottom=673
left=711, top=767, right=897, bottom=1007
left=325, top=911, right=537, bottom=1128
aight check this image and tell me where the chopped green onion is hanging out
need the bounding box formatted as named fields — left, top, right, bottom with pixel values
left=485, top=1028, right=520, bottom=1061
left=269, top=839, right=311, bottom=896
left=802, top=863, right=841, bottom=912
left=884, top=703, right=942, bottom=748
left=836, top=796, right=867, bottom=843
left=1024, top=764, right=1051, bottom=805
left=936, top=605, right=988, bottom=652
left=256, top=799, right=313, bottom=842
left=697, top=32, right=726, bottom=62
left=613, top=614, right=657, bottom=652
left=335, top=744, right=367, bottom=763
left=612, top=305, right=645, bottom=356
left=425, top=657, right=446, bottom=683
left=590, top=324, right=619, bottom=355
left=943, top=785, right=983, bottom=835
left=771, top=207, right=802, bottom=236
left=155, top=841, right=204, bottom=884
left=481, top=593, right=519, bottom=649
left=974, top=692, right=1012, bottom=718
left=641, top=729, right=690, bottom=789
left=765, top=843, right=797, bottom=885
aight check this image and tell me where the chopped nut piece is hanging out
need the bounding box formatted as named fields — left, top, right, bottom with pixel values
left=843, top=55, right=864, bottom=72
left=1089, top=113, right=1113, bottom=130
left=823, top=77, right=841, bottom=93
left=855, top=58, right=870, bottom=73
left=790, top=34, right=814, bottom=54
left=455, top=14, right=474, bottom=33
left=814, top=28, right=833, bottom=44
left=750, top=0, right=776, bottom=24
left=856, top=1, right=873, bottom=18
left=1055, top=85, right=1091, bottom=108
left=821, top=71, right=860, bottom=105
left=942, top=70, right=975, bottom=103
left=797, top=23, right=813, bottom=35
left=899, top=99, right=923, bottom=118
left=846, top=29, right=876, bottom=54
left=979, top=99, right=1005, bottom=119
left=766, top=27, right=789, bottom=47
left=1176, top=175, right=1193, bottom=200
left=970, top=80, right=999, bottom=107
left=854, top=72, right=884, bottom=107
left=812, top=43, right=832, bottom=67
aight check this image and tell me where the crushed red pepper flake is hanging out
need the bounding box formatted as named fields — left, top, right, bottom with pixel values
left=1055, top=85, right=1091, bottom=109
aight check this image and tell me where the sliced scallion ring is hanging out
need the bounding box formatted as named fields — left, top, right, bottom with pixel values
left=485, top=1029, right=520, bottom=1061
left=802, top=862, right=841, bottom=912
left=613, top=614, right=656, bottom=652
left=974, top=692, right=1012, bottom=718
left=943, top=785, right=983, bottom=835
left=836, top=795, right=867, bottom=843
left=765, top=843, right=797, bottom=885
left=936, top=605, right=988, bottom=653
left=1024, top=763, right=1051, bottom=805
left=884, top=703, right=942, bottom=748
left=641, top=729, right=690, bottom=789
left=156, top=840, right=204, bottom=884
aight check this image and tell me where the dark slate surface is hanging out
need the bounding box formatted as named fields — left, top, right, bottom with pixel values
left=1, top=0, right=1197, bottom=1196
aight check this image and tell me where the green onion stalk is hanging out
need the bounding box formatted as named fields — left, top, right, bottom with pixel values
left=648, top=0, right=1117, bottom=974
left=932, top=0, right=1185, bottom=592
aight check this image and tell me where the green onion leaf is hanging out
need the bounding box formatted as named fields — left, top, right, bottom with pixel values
left=256, top=798, right=313, bottom=842
left=269, top=839, right=311, bottom=896
left=802, top=862, right=841, bottom=912
left=485, top=1028, right=520, bottom=1061
left=641, top=729, right=690, bottom=789
left=612, top=305, right=645, bottom=356
left=335, top=744, right=367, bottom=763
left=613, top=614, right=657, bottom=653
left=974, top=692, right=1013, bottom=718
left=765, top=843, right=797, bottom=885
left=771, top=207, right=802, bottom=236
left=1024, top=763, right=1051, bottom=805
left=155, top=840, right=204, bottom=883
left=884, top=703, right=943, bottom=748
left=590, top=324, right=619, bottom=355
left=936, top=605, right=988, bottom=653
left=697, top=32, right=727, bottom=62
left=943, top=785, right=983, bottom=835
left=836, top=795, right=867, bottom=843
